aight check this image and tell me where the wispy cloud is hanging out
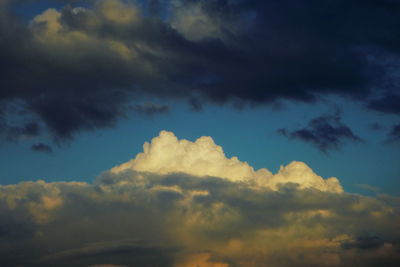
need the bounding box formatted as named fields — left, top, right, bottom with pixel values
left=356, top=184, right=381, bottom=193
left=31, top=143, right=53, bottom=153
left=278, top=112, right=363, bottom=152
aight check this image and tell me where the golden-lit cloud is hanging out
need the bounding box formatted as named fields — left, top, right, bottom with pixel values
left=175, top=252, right=229, bottom=267
left=0, top=131, right=399, bottom=266
left=111, top=130, right=343, bottom=192
left=97, top=0, right=139, bottom=25
left=170, top=0, right=224, bottom=41
left=32, top=8, right=63, bottom=38
left=30, top=2, right=139, bottom=60
left=169, top=0, right=250, bottom=43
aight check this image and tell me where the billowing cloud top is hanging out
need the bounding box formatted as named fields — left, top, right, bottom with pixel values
left=111, top=130, right=343, bottom=193
left=1, top=132, right=399, bottom=267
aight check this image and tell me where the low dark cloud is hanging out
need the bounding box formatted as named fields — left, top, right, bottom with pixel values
left=31, top=143, right=53, bottom=153
left=39, top=239, right=177, bottom=267
left=1, top=0, right=400, bottom=142
left=31, top=96, right=125, bottom=140
left=278, top=112, right=363, bottom=152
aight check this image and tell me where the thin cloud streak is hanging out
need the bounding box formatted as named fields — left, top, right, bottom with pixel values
left=278, top=112, right=363, bottom=153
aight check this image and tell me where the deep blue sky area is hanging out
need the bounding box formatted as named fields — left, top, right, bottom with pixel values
left=1, top=99, right=399, bottom=195
left=1, top=0, right=400, bottom=196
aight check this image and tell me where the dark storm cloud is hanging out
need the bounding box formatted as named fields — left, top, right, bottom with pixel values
left=1, top=0, right=400, bottom=141
left=278, top=112, right=363, bottom=152
left=31, top=143, right=53, bottom=153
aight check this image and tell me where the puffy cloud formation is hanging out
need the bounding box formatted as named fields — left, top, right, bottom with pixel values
left=1, top=0, right=400, bottom=141
left=1, top=131, right=399, bottom=266
left=112, top=131, right=343, bottom=192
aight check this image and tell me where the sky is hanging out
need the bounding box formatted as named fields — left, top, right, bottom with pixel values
left=0, top=0, right=400, bottom=266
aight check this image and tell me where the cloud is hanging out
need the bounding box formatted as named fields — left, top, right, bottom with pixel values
left=39, top=239, right=177, bottom=266
left=0, top=131, right=399, bottom=266
left=1, top=0, right=400, bottom=141
left=342, top=235, right=385, bottom=250
left=169, top=0, right=247, bottom=42
left=111, top=130, right=343, bottom=192
left=31, top=143, right=53, bottom=153
left=356, top=184, right=381, bottom=194
left=175, top=252, right=229, bottom=267
left=278, top=112, right=363, bottom=152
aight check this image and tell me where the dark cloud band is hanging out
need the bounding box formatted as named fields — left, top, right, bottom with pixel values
left=1, top=0, right=399, bottom=141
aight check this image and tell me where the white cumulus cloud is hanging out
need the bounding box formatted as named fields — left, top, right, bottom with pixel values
left=111, top=130, right=343, bottom=193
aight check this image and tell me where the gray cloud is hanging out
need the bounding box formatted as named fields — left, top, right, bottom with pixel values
left=1, top=0, right=400, bottom=142
left=39, top=239, right=177, bottom=267
left=278, top=111, right=363, bottom=152
left=0, top=165, right=399, bottom=266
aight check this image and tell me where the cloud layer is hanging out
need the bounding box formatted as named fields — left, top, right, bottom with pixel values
left=1, top=131, right=399, bottom=266
left=1, top=0, right=400, bottom=141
